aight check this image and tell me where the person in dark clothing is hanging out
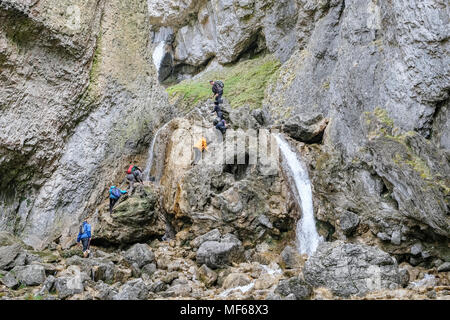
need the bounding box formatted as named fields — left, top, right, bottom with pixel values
left=125, top=165, right=143, bottom=193
left=109, top=186, right=127, bottom=214
left=211, top=102, right=224, bottom=120
left=213, top=117, right=228, bottom=135
left=77, top=219, right=92, bottom=258
left=209, top=80, right=224, bottom=105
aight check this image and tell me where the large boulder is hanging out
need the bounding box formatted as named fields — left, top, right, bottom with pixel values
left=66, top=256, right=116, bottom=283
left=0, top=244, right=25, bottom=270
left=274, top=276, right=313, bottom=300
left=113, top=278, right=149, bottom=300
left=54, top=266, right=86, bottom=299
left=9, top=264, right=46, bottom=286
left=196, top=234, right=245, bottom=269
left=123, top=244, right=155, bottom=269
left=303, top=241, right=404, bottom=297
left=94, top=186, right=166, bottom=245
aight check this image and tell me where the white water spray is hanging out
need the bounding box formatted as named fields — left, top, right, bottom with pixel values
left=274, top=134, right=322, bottom=256
left=143, top=122, right=170, bottom=181
left=152, top=41, right=166, bottom=74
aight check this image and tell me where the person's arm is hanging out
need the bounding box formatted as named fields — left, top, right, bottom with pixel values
left=120, top=189, right=128, bottom=194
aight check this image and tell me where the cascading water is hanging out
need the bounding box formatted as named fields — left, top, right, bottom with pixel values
left=152, top=41, right=166, bottom=75
left=274, top=134, right=322, bottom=256
left=143, top=122, right=170, bottom=181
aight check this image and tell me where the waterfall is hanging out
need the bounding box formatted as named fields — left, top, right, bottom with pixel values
left=143, top=122, right=170, bottom=181
left=274, top=134, right=322, bottom=256
left=152, top=41, right=166, bottom=75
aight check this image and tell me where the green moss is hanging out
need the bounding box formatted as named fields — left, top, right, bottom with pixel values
left=373, top=107, right=394, bottom=128
left=167, top=54, right=281, bottom=110
left=25, top=294, right=43, bottom=300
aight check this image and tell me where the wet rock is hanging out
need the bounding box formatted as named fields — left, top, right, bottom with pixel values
left=196, top=234, right=245, bottom=269
left=123, top=244, right=155, bottom=269
left=113, top=278, right=149, bottom=300
left=274, top=276, right=312, bottom=300
left=304, top=241, right=404, bottom=297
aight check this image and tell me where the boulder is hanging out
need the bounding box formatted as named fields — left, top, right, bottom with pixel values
left=191, top=229, right=221, bottom=248
left=1, top=272, right=19, bottom=289
left=274, top=276, right=313, bottom=300
left=437, top=262, right=450, bottom=272
left=113, top=279, right=149, bottom=300
left=338, top=211, right=360, bottom=236
left=37, top=275, right=56, bottom=296
left=196, top=234, right=245, bottom=269
left=54, top=266, right=85, bottom=299
left=222, top=273, right=252, bottom=289
left=10, top=264, right=46, bottom=286
left=123, top=244, right=155, bottom=269
left=303, top=241, right=404, bottom=297
left=92, top=281, right=118, bottom=300
left=283, top=114, right=328, bottom=143
left=280, top=246, right=303, bottom=269
left=197, top=264, right=218, bottom=287
left=66, top=256, right=116, bottom=283
left=0, top=244, right=24, bottom=270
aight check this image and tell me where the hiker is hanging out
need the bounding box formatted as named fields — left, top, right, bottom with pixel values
left=211, top=102, right=224, bottom=120
left=77, top=219, right=92, bottom=258
left=192, top=137, right=208, bottom=165
left=213, top=117, right=228, bottom=135
left=125, top=165, right=143, bottom=193
left=209, top=80, right=224, bottom=104
left=109, top=186, right=127, bottom=214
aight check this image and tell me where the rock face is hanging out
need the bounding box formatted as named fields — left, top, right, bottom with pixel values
left=0, top=0, right=175, bottom=250
left=303, top=241, right=405, bottom=297
left=262, top=0, right=449, bottom=261
left=149, top=0, right=304, bottom=80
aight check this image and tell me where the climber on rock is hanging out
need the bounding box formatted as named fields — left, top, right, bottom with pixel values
left=214, top=117, right=228, bottom=135
left=77, top=218, right=92, bottom=258
left=209, top=80, right=224, bottom=105
left=192, top=137, right=208, bottom=165
left=125, top=164, right=143, bottom=193
left=109, top=186, right=127, bottom=214
left=211, top=101, right=224, bottom=120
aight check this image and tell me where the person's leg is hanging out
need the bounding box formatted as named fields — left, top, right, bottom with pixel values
left=127, top=173, right=135, bottom=193
left=193, top=147, right=201, bottom=165
left=109, top=198, right=114, bottom=213
left=81, top=238, right=89, bottom=258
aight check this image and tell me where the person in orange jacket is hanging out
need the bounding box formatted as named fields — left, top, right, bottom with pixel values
left=192, top=137, right=208, bottom=165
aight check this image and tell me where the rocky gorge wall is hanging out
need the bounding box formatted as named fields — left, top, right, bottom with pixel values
left=0, top=0, right=449, bottom=301
left=0, top=0, right=175, bottom=249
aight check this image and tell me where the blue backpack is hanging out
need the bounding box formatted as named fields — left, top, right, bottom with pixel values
left=111, top=187, right=121, bottom=198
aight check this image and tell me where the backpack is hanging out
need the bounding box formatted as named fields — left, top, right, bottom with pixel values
left=127, top=165, right=134, bottom=174
left=215, top=80, right=224, bottom=89
left=79, top=224, right=85, bottom=235
left=111, top=187, right=121, bottom=198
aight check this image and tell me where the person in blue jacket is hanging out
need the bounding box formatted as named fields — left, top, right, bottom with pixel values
left=109, top=186, right=127, bottom=214
left=77, top=219, right=92, bottom=258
